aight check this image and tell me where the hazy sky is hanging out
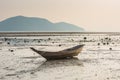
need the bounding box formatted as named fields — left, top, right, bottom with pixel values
left=0, top=0, right=120, bottom=32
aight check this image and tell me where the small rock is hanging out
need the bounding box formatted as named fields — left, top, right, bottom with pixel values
left=59, top=44, right=62, bottom=47
left=30, top=72, right=34, bottom=74
left=109, top=48, right=112, bottom=50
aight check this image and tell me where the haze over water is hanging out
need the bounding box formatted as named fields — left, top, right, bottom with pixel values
left=0, top=0, right=120, bottom=32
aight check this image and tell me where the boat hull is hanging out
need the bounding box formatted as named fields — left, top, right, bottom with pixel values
left=30, top=45, right=84, bottom=60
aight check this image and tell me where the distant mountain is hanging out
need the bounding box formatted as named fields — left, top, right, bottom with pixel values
left=0, top=16, right=84, bottom=32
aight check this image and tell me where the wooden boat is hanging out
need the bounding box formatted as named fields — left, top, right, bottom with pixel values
left=30, top=44, right=84, bottom=60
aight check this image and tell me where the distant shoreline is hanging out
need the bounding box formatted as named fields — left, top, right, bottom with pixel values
left=0, top=32, right=120, bottom=37
left=0, top=31, right=120, bottom=34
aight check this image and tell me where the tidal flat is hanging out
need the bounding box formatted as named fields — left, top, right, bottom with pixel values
left=0, top=32, right=120, bottom=80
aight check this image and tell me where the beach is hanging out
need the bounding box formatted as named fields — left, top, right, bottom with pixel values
left=0, top=32, right=120, bottom=80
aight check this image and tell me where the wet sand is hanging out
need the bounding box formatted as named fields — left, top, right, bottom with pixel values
left=0, top=46, right=120, bottom=80
left=0, top=33, right=120, bottom=80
